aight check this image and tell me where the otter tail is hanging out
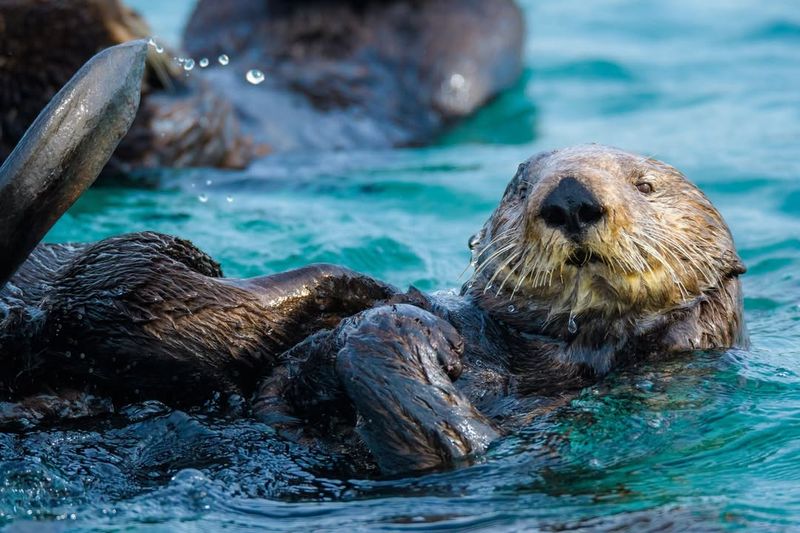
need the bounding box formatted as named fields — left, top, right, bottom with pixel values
left=0, top=40, right=146, bottom=288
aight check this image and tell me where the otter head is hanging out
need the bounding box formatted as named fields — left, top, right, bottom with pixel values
left=465, top=145, right=746, bottom=373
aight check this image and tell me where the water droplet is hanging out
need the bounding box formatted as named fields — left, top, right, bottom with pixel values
left=198, top=194, right=208, bottom=203
left=148, top=38, right=165, bottom=54
left=65, top=351, right=71, bottom=358
left=199, top=57, right=209, bottom=68
left=449, top=73, right=466, bottom=90
left=80, top=352, right=86, bottom=360
left=507, top=304, right=516, bottom=313
left=226, top=195, right=234, bottom=203
left=183, top=58, right=195, bottom=71
left=205, top=179, right=212, bottom=186
left=567, top=313, right=578, bottom=334
left=218, top=54, right=229, bottom=66
left=246, top=69, right=265, bottom=85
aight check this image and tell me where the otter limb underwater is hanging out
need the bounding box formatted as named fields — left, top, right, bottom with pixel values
left=0, top=42, right=745, bottom=475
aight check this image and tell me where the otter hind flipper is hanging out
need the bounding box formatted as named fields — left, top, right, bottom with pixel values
left=0, top=40, right=147, bottom=289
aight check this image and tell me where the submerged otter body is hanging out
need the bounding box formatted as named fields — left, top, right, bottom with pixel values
left=0, top=43, right=744, bottom=475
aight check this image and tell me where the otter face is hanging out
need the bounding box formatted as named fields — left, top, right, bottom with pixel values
left=466, top=145, right=745, bottom=361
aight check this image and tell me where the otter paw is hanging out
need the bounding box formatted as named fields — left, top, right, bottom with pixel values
left=334, top=304, right=498, bottom=474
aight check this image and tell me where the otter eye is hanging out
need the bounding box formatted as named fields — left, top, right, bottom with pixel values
left=635, top=182, right=653, bottom=194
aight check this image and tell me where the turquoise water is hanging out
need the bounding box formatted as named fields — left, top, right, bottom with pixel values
left=4, top=0, right=800, bottom=530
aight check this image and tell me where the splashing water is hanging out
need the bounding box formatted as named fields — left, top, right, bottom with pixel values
left=147, top=37, right=164, bottom=55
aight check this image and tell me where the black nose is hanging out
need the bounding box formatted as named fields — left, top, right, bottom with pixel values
left=539, top=177, right=605, bottom=238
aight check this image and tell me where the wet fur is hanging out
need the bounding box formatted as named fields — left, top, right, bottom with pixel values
left=183, top=0, right=523, bottom=149
left=1, top=0, right=522, bottom=169
left=0, top=145, right=745, bottom=473
left=466, top=145, right=746, bottom=373
left=1, top=233, right=396, bottom=404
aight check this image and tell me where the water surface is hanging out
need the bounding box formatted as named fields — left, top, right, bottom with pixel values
left=4, top=0, right=800, bottom=530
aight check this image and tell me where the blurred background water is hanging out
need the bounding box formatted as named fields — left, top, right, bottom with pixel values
left=3, top=0, right=800, bottom=530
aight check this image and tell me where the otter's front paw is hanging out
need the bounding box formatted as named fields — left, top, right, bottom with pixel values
left=334, top=304, right=499, bottom=474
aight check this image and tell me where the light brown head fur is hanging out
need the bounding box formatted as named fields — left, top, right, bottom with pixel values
left=466, top=145, right=746, bottom=373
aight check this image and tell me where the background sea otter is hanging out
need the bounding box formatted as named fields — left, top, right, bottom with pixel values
left=0, top=42, right=745, bottom=475
left=0, top=0, right=524, bottom=174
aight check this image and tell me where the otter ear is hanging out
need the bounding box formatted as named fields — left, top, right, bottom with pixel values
left=468, top=228, right=486, bottom=251
left=504, top=149, right=556, bottom=198
left=0, top=40, right=146, bottom=288
left=724, top=250, right=747, bottom=277
left=731, top=255, right=747, bottom=276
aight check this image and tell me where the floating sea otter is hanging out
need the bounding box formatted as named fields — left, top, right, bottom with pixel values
left=0, top=42, right=745, bottom=474
left=183, top=0, right=525, bottom=151
left=0, top=0, right=524, bottom=172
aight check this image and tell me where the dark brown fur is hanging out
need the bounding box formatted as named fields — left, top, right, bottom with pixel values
left=0, top=145, right=745, bottom=474
left=0, top=37, right=746, bottom=474
left=1, top=0, right=523, bottom=171
left=1, top=233, right=396, bottom=404
left=182, top=0, right=524, bottom=150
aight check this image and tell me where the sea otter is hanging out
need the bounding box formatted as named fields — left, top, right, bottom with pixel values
left=0, top=42, right=745, bottom=475
left=0, top=0, right=524, bottom=172
left=183, top=0, right=525, bottom=151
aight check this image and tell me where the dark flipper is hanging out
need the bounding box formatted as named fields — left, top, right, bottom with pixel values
left=0, top=40, right=147, bottom=288
left=266, top=304, right=500, bottom=475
